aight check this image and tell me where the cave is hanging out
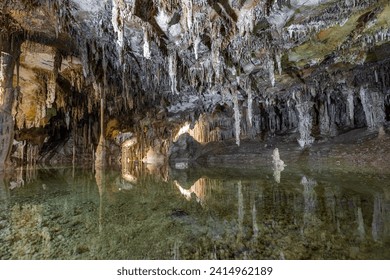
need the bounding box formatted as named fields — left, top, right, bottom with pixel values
left=1, top=0, right=390, bottom=260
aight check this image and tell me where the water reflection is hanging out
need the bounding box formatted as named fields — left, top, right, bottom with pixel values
left=0, top=164, right=389, bottom=260
left=272, top=148, right=286, bottom=183
left=174, top=178, right=208, bottom=205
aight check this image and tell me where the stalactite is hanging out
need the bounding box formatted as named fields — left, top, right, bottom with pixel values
left=359, top=86, right=385, bottom=129
left=319, top=92, right=332, bottom=136
left=301, top=176, right=317, bottom=226
left=45, top=74, right=56, bottom=108
left=347, top=90, right=354, bottom=126
left=247, top=85, right=253, bottom=127
left=211, top=21, right=222, bottom=82
left=267, top=54, right=275, bottom=87
left=296, top=99, right=314, bottom=148
left=233, top=90, right=241, bottom=146
left=95, top=96, right=106, bottom=169
left=168, top=51, right=178, bottom=94
left=112, top=0, right=124, bottom=50
left=275, top=52, right=282, bottom=75
left=65, top=111, right=70, bottom=130
left=237, top=6, right=255, bottom=38
left=182, top=0, right=193, bottom=32
left=143, top=26, right=151, bottom=60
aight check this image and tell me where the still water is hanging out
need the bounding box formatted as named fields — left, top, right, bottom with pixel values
left=0, top=163, right=389, bottom=260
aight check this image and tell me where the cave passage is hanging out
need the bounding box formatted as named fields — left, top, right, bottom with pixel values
left=1, top=0, right=390, bottom=260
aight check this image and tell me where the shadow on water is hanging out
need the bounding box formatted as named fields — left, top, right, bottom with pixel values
left=0, top=160, right=389, bottom=260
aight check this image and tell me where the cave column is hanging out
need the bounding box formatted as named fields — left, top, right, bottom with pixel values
left=0, top=33, right=21, bottom=169
left=95, top=96, right=106, bottom=169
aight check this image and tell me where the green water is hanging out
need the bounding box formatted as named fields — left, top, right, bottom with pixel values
left=0, top=164, right=389, bottom=260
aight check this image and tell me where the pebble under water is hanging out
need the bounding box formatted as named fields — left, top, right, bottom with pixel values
left=0, top=161, right=389, bottom=260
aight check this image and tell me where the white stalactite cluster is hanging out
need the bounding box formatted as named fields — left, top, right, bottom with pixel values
left=169, top=52, right=178, bottom=95
left=359, top=86, right=385, bottom=129
left=182, top=0, right=193, bottom=32
left=267, top=54, right=276, bottom=87
left=143, top=26, right=151, bottom=59
left=46, top=77, right=57, bottom=108
left=233, top=90, right=241, bottom=146
left=1, top=0, right=390, bottom=170
left=237, top=7, right=255, bottom=38
left=296, top=100, right=315, bottom=148
left=247, top=85, right=253, bottom=127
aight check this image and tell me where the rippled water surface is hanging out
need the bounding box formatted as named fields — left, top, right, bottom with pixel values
left=0, top=163, right=389, bottom=259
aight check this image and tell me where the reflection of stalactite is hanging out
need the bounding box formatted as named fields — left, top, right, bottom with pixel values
left=301, top=176, right=317, bottom=227
left=324, top=186, right=337, bottom=226
left=95, top=98, right=106, bottom=169
left=272, top=148, right=285, bottom=183
left=174, top=177, right=208, bottom=205
left=252, top=200, right=259, bottom=238
left=237, top=181, right=244, bottom=237
left=372, top=194, right=384, bottom=242
left=357, top=207, right=365, bottom=240
left=95, top=168, right=106, bottom=234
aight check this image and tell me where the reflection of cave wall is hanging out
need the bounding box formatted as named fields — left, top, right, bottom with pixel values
left=1, top=163, right=390, bottom=259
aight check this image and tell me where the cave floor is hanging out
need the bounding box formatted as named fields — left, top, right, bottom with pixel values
left=1, top=129, right=390, bottom=260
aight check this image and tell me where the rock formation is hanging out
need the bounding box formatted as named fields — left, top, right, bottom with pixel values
left=0, top=0, right=389, bottom=169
